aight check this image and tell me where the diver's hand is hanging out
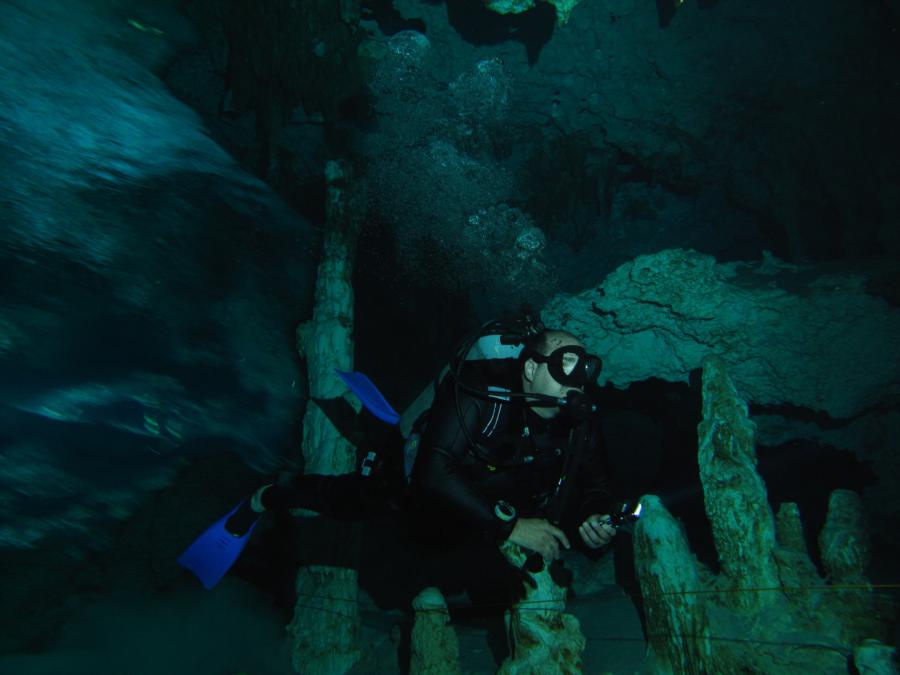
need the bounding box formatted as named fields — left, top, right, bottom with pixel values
left=507, top=518, right=571, bottom=562
left=579, top=514, right=616, bottom=549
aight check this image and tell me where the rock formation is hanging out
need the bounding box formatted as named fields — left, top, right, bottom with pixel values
left=632, top=355, right=893, bottom=674
left=543, top=249, right=900, bottom=420
left=288, top=161, right=365, bottom=674
left=483, top=0, right=582, bottom=25
left=497, top=542, right=586, bottom=674
left=409, top=587, right=461, bottom=675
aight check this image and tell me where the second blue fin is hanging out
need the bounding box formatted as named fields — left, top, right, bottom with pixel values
left=335, top=369, right=401, bottom=425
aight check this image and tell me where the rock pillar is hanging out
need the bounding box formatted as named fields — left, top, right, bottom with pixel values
left=409, top=587, right=461, bottom=675
left=497, top=542, right=585, bottom=675
left=697, top=355, right=778, bottom=610
left=288, top=160, right=365, bottom=674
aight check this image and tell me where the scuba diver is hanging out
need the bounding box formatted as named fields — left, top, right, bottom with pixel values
left=412, top=326, right=616, bottom=565
left=178, top=314, right=617, bottom=590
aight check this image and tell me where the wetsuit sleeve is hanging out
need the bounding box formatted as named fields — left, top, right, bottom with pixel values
left=411, top=381, right=517, bottom=542
left=574, top=421, right=612, bottom=524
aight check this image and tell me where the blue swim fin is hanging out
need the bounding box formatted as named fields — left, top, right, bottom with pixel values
left=335, top=369, right=401, bottom=425
left=178, top=500, right=259, bottom=590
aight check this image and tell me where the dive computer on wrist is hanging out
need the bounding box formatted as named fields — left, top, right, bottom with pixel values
left=494, top=500, right=517, bottom=522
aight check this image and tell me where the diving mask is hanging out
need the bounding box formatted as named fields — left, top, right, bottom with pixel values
left=526, top=345, right=602, bottom=388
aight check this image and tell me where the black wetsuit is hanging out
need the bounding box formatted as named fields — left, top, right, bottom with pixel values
left=410, top=359, right=612, bottom=547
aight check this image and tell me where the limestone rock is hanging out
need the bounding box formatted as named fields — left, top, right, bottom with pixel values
left=819, top=489, right=870, bottom=582
left=632, top=495, right=713, bottom=674
left=295, top=159, right=362, bottom=476
left=753, top=410, right=900, bottom=557
left=483, top=0, right=535, bottom=16
left=632, top=356, right=889, bottom=674
left=542, top=248, right=900, bottom=419
left=288, top=566, right=361, bottom=675
left=409, top=587, right=461, bottom=675
left=818, top=490, right=883, bottom=646
left=773, top=503, right=822, bottom=607
left=290, top=161, right=364, bottom=673
left=854, top=640, right=899, bottom=675
left=775, top=502, right=808, bottom=555
left=697, top=354, right=778, bottom=609
left=497, top=542, right=585, bottom=674
left=483, top=0, right=582, bottom=25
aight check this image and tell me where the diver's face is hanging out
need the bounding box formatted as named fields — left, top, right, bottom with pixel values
left=524, top=340, right=584, bottom=418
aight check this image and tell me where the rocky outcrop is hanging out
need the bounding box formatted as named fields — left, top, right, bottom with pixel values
left=289, top=161, right=364, bottom=674
left=818, top=490, right=884, bottom=647
left=362, top=35, right=554, bottom=311
left=168, top=0, right=899, bottom=310
left=697, top=356, right=779, bottom=610
left=288, top=565, right=362, bottom=675
left=632, top=355, right=892, bottom=674
left=497, top=543, right=586, bottom=674
left=409, top=587, right=461, bottom=675
left=854, top=640, right=900, bottom=675
left=543, top=248, right=900, bottom=419
left=483, top=0, right=582, bottom=25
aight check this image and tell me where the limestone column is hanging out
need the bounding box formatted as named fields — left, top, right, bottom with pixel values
left=409, top=587, right=461, bottom=675
left=853, top=640, right=899, bottom=675
left=697, top=354, right=779, bottom=610
left=288, top=160, right=365, bottom=675
left=819, top=489, right=882, bottom=645
left=497, top=542, right=585, bottom=675
left=633, top=495, right=711, bottom=675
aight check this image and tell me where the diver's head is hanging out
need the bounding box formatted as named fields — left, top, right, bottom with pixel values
left=521, top=330, right=600, bottom=418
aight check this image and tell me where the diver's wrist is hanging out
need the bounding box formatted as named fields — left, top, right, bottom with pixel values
left=494, top=500, right=517, bottom=523
left=491, top=500, right=518, bottom=542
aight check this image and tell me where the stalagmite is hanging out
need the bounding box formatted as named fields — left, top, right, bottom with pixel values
left=632, top=355, right=889, bottom=674
left=288, top=564, right=361, bottom=675
left=409, top=587, right=461, bottom=675
left=819, top=489, right=883, bottom=645
left=772, top=502, right=821, bottom=606
left=632, top=496, right=712, bottom=675
left=820, top=490, right=870, bottom=582
left=288, top=160, right=365, bottom=674
left=697, top=354, right=778, bottom=610
left=497, top=542, right=585, bottom=675
left=775, top=502, right=808, bottom=555
left=853, top=639, right=899, bottom=675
